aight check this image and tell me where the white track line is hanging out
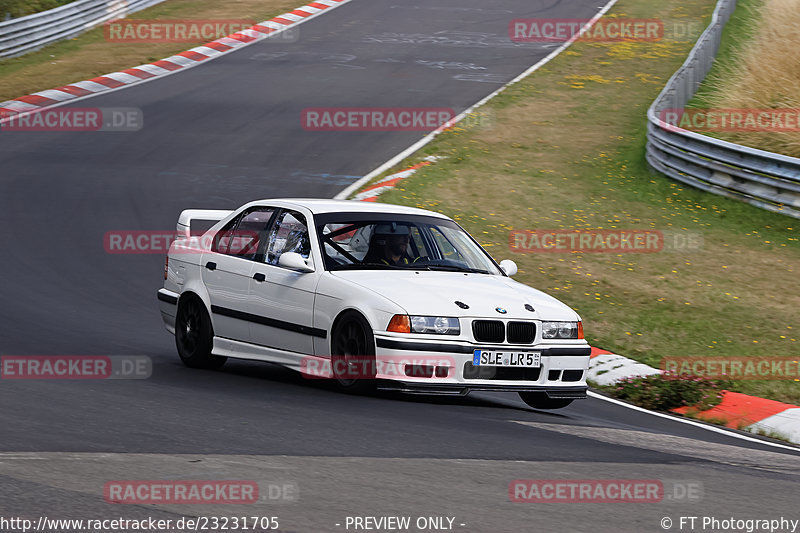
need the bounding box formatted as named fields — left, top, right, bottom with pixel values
left=588, top=391, right=800, bottom=452
left=335, top=0, right=620, bottom=199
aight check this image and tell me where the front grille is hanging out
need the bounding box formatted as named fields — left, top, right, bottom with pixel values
left=463, top=362, right=541, bottom=381
left=507, top=321, right=536, bottom=344
left=472, top=320, right=504, bottom=343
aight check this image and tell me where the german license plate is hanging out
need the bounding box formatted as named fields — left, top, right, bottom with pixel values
left=472, top=349, right=541, bottom=367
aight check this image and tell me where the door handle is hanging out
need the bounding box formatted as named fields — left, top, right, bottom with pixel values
left=205, top=261, right=217, bottom=271
left=253, top=272, right=266, bottom=282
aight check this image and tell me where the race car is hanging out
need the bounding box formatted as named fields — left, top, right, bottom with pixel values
left=157, top=199, right=591, bottom=409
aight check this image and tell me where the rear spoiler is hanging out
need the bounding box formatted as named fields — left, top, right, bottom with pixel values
left=176, top=209, right=233, bottom=238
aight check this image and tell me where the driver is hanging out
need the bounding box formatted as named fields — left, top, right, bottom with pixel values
left=366, top=223, right=420, bottom=266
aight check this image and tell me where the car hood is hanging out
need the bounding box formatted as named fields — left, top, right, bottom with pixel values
left=331, top=271, right=579, bottom=321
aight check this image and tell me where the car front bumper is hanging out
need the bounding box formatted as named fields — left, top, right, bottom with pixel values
left=371, top=334, right=590, bottom=396
left=377, top=381, right=588, bottom=397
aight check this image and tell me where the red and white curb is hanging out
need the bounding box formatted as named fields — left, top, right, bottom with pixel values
left=588, top=348, right=800, bottom=445
left=587, top=348, right=660, bottom=385
left=353, top=157, right=441, bottom=202
left=0, top=0, right=351, bottom=118
left=747, top=407, right=800, bottom=443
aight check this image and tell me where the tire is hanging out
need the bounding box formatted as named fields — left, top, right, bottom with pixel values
left=175, top=295, right=227, bottom=369
left=330, top=311, right=376, bottom=394
left=518, top=391, right=574, bottom=410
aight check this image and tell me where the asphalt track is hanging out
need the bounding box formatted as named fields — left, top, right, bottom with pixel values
left=1, top=0, right=799, bottom=531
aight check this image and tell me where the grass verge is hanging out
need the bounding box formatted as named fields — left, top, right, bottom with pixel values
left=689, top=0, right=800, bottom=157
left=597, top=373, right=729, bottom=411
left=369, top=0, right=800, bottom=403
left=1, top=0, right=76, bottom=19
left=0, top=0, right=301, bottom=102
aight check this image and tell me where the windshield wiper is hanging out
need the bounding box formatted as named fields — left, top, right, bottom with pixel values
left=421, top=264, right=491, bottom=274
left=331, top=262, right=407, bottom=270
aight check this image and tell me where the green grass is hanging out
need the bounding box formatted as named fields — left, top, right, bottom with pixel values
left=363, top=0, right=800, bottom=404
left=1, top=0, right=76, bottom=19
left=685, top=0, right=800, bottom=157
left=688, top=0, right=763, bottom=116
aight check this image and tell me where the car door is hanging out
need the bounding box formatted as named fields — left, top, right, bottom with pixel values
left=248, top=209, right=320, bottom=361
left=200, top=207, right=276, bottom=343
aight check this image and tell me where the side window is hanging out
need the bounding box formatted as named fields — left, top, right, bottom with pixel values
left=230, top=209, right=275, bottom=259
left=211, top=208, right=275, bottom=259
left=211, top=218, right=238, bottom=255
left=265, top=210, right=310, bottom=266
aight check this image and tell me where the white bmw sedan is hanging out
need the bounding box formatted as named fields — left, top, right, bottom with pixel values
left=157, top=199, right=591, bottom=409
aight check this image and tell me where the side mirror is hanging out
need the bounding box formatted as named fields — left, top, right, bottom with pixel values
left=499, top=259, right=518, bottom=277
left=279, top=252, right=314, bottom=273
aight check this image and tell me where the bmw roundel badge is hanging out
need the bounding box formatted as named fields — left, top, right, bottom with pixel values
left=496, top=307, right=507, bottom=314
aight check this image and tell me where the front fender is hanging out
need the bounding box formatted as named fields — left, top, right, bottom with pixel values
left=313, top=273, right=407, bottom=356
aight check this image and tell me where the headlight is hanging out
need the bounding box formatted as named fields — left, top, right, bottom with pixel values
left=541, top=321, right=581, bottom=339
left=410, top=316, right=460, bottom=335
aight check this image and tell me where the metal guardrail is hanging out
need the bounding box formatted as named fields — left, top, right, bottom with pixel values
left=0, top=0, right=168, bottom=59
left=646, top=0, right=800, bottom=219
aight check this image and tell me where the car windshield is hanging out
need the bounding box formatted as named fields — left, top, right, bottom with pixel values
left=316, top=213, right=503, bottom=274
